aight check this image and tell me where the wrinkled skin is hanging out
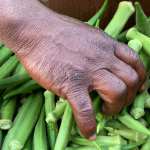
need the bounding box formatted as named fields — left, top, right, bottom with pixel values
left=0, top=0, right=146, bottom=139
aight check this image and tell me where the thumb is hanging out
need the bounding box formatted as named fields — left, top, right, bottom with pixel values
left=67, top=86, right=96, bottom=140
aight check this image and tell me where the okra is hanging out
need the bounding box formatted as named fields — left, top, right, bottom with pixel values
left=126, top=27, right=150, bottom=56
left=0, top=47, right=13, bottom=66
left=44, top=91, right=58, bottom=150
left=104, top=1, right=135, bottom=38
left=105, top=120, right=126, bottom=130
left=46, top=100, right=67, bottom=123
left=96, top=113, right=106, bottom=134
left=93, top=96, right=101, bottom=114
left=141, top=137, right=150, bottom=150
left=0, top=73, right=31, bottom=89
left=54, top=102, right=73, bottom=150
left=107, top=127, right=147, bottom=142
left=130, top=91, right=148, bottom=119
left=95, top=19, right=100, bottom=28
left=139, top=51, right=150, bottom=70
left=117, top=30, right=128, bottom=42
left=0, top=43, right=4, bottom=48
left=0, top=55, right=18, bottom=79
left=145, top=111, right=150, bottom=125
left=0, top=98, right=16, bottom=130
left=33, top=107, right=48, bottom=150
left=144, top=95, right=150, bottom=108
left=135, top=2, right=150, bottom=37
left=66, top=147, right=97, bottom=150
left=87, top=0, right=109, bottom=26
left=2, top=93, right=43, bottom=150
left=3, top=80, right=41, bottom=99
left=14, top=63, right=27, bottom=75
left=128, top=39, right=142, bottom=53
left=0, top=130, right=2, bottom=148
left=138, top=118, right=148, bottom=127
left=118, top=112, right=150, bottom=135
left=72, top=135, right=126, bottom=147
left=23, top=136, right=32, bottom=150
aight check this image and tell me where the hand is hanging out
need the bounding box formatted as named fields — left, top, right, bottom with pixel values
left=0, top=0, right=146, bottom=139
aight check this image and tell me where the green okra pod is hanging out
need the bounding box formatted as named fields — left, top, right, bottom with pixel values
left=46, top=99, right=67, bottom=123
left=130, top=91, right=148, bottom=119
left=66, top=147, right=97, bottom=150
left=126, top=27, right=150, bottom=56
left=2, top=93, right=43, bottom=150
left=144, top=95, right=150, bottom=108
left=44, top=91, right=58, bottom=150
left=0, top=130, right=2, bottom=148
left=0, top=98, right=16, bottom=130
left=145, top=111, right=150, bottom=125
left=87, top=0, right=109, bottom=26
left=23, top=136, right=32, bottom=150
left=33, top=107, right=48, bottom=150
left=118, top=111, right=150, bottom=135
left=14, top=63, right=27, bottom=75
left=135, top=2, right=150, bottom=37
left=0, top=73, right=31, bottom=89
left=106, top=127, right=147, bottom=142
left=72, top=135, right=126, bottom=147
left=128, top=39, right=142, bottom=53
left=93, top=96, right=101, bottom=114
left=3, top=80, right=41, bottom=99
left=105, top=1, right=135, bottom=38
left=0, top=55, right=19, bottom=79
left=141, top=137, right=150, bottom=150
left=54, top=102, right=73, bottom=150
left=0, top=47, right=13, bottom=66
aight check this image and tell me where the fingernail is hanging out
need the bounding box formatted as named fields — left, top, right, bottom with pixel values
left=88, top=133, right=96, bottom=140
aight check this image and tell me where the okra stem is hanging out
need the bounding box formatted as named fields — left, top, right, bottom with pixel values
left=105, top=1, right=135, bottom=38
left=54, top=102, right=73, bottom=150
left=33, top=107, right=48, bottom=150
left=128, top=39, right=142, bottom=53
left=87, top=0, right=109, bottom=26
left=0, top=98, right=16, bottom=130
left=46, top=100, right=67, bottom=123
left=44, top=91, right=58, bottom=150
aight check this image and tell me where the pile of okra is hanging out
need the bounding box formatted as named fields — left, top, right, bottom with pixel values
left=0, top=1, right=150, bottom=150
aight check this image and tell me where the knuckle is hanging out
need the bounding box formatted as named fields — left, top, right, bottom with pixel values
left=112, top=82, right=127, bottom=102
left=128, top=71, right=139, bottom=87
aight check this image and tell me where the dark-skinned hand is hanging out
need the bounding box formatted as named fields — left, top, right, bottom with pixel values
left=0, top=0, right=146, bottom=140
